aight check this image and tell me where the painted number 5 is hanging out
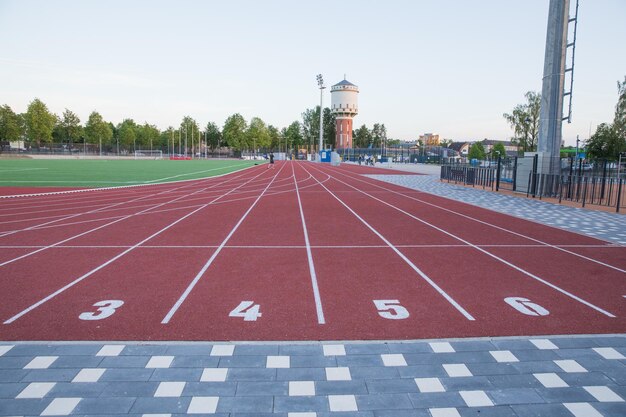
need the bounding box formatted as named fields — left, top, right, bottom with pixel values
left=504, top=297, right=549, bottom=316
left=373, top=300, right=409, bottom=320
left=79, top=300, right=124, bottom=321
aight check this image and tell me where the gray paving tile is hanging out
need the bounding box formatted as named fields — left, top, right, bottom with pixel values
left=509, top=349, right=560, bottom=361
left=373, top=410, right=430, bottom=417
left=467, top=363, right=518, bottom=376
left=457, top=405, right=518, bottom=416
left=489, top=340, right=536, bottom=350
left=218, top=355, right=266, bottom=368
left=450, top=341, right=496, bottom=352
left=227, top=368, right=276, bottom=381
left=230, top=413, right=283, bottom=417
left=511, top=361, right=561, bottom=374
left=366, top=379, right=419, bottom=394
left=594, top=337, right=626, bottom=347
left=535, top=387, right=596, bottom=402
left=73, top=397, right=136, bottom=414
left=164, top=344, right=213, bottom=355
left=576, top=356, right=626, bottom=372
left=99, top=355, right=150, bottom=368
left=170, top=355, right=220, bottom=368
left=21, top=368, right=79, bottom=382
left=274, top=395, right=330, bottom=412
left=487, top=374, right=542, bottom=389
left=397, top=365, right=447, bottom=378
left=487, top=388, right=545, bottom=405
left=2, top=344, right=57, bottom=356
left=550, top=337, right=601, bottom=349
left=316, top=381, right=369, bottom=395
left=594, top=402, right=626, bottom=417
left=182, top=381, right=237, bottom=396
left=148, top=367, right=203, bottom=381
left=603, top=366, right=626, bottom=385
left=404, top=351, right=494, bottom=365
left=337, top=354, right=385, bottom=367
left=50, top=355, right=103, bottom=368
left=99, top=368, right=154, bottom=382
left=345, top=344, right=390, bottom=355
left=48, top=382, right=106, bottom=397
left=387, top=344, right=432, bottom=354
left=276, top=368, right=326, bottom=381
left=0, top=356, right=31, bottom=369
left=53, top=345, right=103, bottom=356
left=130, top=397, right=191, bottom=414
left=235, top=381, right=288, bottom=396
left=232, top=344, right=279, bottom=356
left=0, top=398, right=48, bottom=415
left=279, top=345, right=323, bottom=356
left=0, top=369, right=29, bottom=383
left=357, top=393, right=413, bottom=410
left=559, top=371, right=615, bottom=386
left=408, top=392, right=465, bottom=408
left=352, top=366, right=401, bottom=380
left=99, top=381, right=159, bottom=397
left=510, top=403, right=573, bottom=417
left=0, top=382, right=27, bottom=399
left=216, top=395, right=273, bottom=413
left=290, top=355, right=337, bottom=368
left=120, top=345, right=169, bottom=355
left=553, top=348, right=600, bottom=360
left=441, top=376, right=493, bottom=391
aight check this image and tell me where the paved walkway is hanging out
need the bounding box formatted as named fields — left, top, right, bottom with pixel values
left=1, top=164, right=624, bottom=417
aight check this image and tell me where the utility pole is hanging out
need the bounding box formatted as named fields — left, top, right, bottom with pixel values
left=316, top=74, right=325, bottom=157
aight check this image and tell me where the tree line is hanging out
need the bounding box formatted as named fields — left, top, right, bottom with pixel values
left=0, top=98, right=390, bottom=154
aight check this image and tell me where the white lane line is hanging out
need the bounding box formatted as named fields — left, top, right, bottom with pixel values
left=0, top=168, right=259, bottom=268
left=300, top=163, right=474, bottom=321
left=162, top=164, right=285, bottom=324
left=292, top=161, right=325, bottom=324
left=143, top=163, right=247, bottom=183
left=3, top=168, right=270, bottom=324
left=313, top=163, right=616, bottom=318
left=336, top=166, right=626, bottom=274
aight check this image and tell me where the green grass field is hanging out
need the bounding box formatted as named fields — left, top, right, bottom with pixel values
left=0, top=158, right=261, bottom=188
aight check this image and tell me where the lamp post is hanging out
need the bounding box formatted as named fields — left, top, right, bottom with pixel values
left=524, top=117, right=531, bottom=152
left=316, top=74, right=325, bottom=157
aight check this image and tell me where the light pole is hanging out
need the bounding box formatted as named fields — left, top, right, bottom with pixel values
left=524, top=117, right=531, bottom=152
left=316, top=74, right=325, bottom=157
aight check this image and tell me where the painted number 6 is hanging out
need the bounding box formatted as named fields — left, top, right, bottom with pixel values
left=373, top=300, right=409, bottom=320
left=79, top=300, right=124, bottom=321
left=504, top=297, right=549, bottom=316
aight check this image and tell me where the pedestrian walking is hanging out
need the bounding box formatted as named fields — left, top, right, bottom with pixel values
left=268, top=152, right=275, bottom=169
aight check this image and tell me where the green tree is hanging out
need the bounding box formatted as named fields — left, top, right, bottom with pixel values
left=490, top=142, right=507, bottom=159
left=136, top=123, right=160, bottom=151
left=353, top=124, right=371, bottom=148
left=24, top=98, right=56, bottom=148
left=322, top=108, right=336, bottom=149
left=246, top=117, right=270, bottom=151
left=585, top=123, right=623, bottom=159
left=118, top=119, right=137, bottom=151
left=614, top=76, right=625, bottom=142
left=468, top=142, right=486, bottom=160
left=301, top=106, right=335, bottom=151
left=58, top=109, right=82, bottom=148
left=267, top=124, right=280, bottom=150
left=282, top=121, right=303, bottom=154
left=0, top=105, right=23, bottom=143
left=371, top=123, right=387, bottom=149
left=503, top=91, right=540, bottom=152
left=85, top=111, right=112, bottom=153
left=222, top=113, right=247, bottom=151
left=205, top=121, right=222, bottom=149
left=180, top=116, right=199, bottom=155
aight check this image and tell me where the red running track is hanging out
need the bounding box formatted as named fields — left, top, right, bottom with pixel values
left=0, top=161, right=624, bottom=341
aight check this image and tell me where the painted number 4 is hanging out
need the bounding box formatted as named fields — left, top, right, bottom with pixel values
left=373, top=300, right=409, bottom=320
left=79, top=300, right=124, bottom=321
left=229, top=301, right=262, bottom=321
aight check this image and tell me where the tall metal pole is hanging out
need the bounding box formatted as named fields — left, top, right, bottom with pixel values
left=317, top=74, right=325, bottom=157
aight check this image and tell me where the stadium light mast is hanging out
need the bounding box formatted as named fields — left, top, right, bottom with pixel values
left=316, top=74, right=325, bottom=156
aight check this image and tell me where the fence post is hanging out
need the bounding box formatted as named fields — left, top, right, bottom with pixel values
left=512, top=156, right=518, bottom=192
left=617, top=178, right=623, bottom=213
left=495, top=157, right=501, bottom=191
left=531, top=154, right=538, bottom=197
left=582, top=177, right=588, bottom=208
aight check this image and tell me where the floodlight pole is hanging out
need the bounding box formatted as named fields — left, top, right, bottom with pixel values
left=317, top=74, right=325, bottom=157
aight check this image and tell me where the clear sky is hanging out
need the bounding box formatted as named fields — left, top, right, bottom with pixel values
left=1, top=0, right=624, bottom=146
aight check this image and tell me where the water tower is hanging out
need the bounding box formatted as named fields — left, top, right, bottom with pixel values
left=331, top=78, right=359, bottom=149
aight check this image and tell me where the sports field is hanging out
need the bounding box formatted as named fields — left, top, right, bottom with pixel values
left=0, top=160, right=624, bottom=341
left=0, top=159, right=258, bottom=188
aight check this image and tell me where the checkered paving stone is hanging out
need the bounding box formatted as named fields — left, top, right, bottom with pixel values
left=1, top=336, right=625, bottom=416
left=367, top=174, right=626, bottom=245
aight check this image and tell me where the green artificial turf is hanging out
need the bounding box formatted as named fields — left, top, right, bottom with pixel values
left=0, top=158, right=260, bottom=188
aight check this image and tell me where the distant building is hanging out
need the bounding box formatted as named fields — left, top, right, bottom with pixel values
left=419, top=133, right=440, bottom=146
left=449, top=142, right=471, bottom=157
left=480, top=139, right=518, bottom=156
left=330, top=78, right=359, bottom=149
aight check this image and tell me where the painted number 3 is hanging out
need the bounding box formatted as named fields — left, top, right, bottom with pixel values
left=374, top=300, right=410, bottom=320
left=79, top=300, right=124, bottom=321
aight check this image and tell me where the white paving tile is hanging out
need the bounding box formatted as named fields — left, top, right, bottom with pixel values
left=266, top=355, right=290, bottom=368
left=289, top=381, right=315, bottom=396
left=323, top=344, right=346, bottom=356
left=563, top=402, right=603, bottom=417
left=583, top=386, right=624, bottom=402
left=459, top=390, right=493, bottom=407
left=430, top=342, right=455, bottom=353
left=154, top=382, right=186, bottom=398
left=0, top=345, right=14, bottom=356
left=142, top=415, right=171, bottom=417
left=96, top=345, right=124, bottom=356
left=145, top=356, right=174, bottom=369
left=187, top=396, right=219, bottom=414
left=40, top=398, right=81, bottom=416
left=16, top=382, right=56, bottom=399
left=328, top=395, right=358, bottom=412
left=72, top=368, right=105, bottom=383
left=415, top=377, right=445, bottom=393
left=593, top=347, right=626, bottom=360
left=326, top=367, right=351, bottom=381
left=554, top=359, right=587, bottom=373
left=201, top=368, right=228, bottom=382
left=530, top=339, right=558, bottom=350
left=288, top=413, right=317, bottom=417
left=489, top=350, right=519, bottom=363
left=210, top=345, right=234, bottom=356
left=533, top=373, right=569, bottom=388
left=381, top=353, right=407, bottom=366
left=443, top=363, right=472, bottom=377
left=24, top=356, right=57, bottom=369
left=429, top=408, right=461, bottom=417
